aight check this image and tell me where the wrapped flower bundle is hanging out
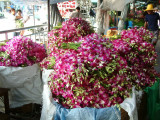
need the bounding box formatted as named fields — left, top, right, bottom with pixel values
left=41, top=18, right=157, bottom=109
left=48, top=18, right=94, bottom=52
left=0, top=36, right=47, bottom=67
left=49, top=33, right=131, bottom=108
left=41, top=18, right=94, bottom=69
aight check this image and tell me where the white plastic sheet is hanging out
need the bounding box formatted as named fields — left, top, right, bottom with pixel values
left=100, top=0, right=133, bottom=11
left=41, top=69, right=143, bottom=120
left=41, top=69, right=56, bottom=120
left=0, top=64, right=43, bottom=108
left=120, top=87, right=143, bottom=120
left=118, top=5, right=129, bottom=31
left=11, top=0, right=69, bottom=5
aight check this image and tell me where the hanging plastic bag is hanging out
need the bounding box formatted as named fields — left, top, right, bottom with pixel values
left=145, top=78, right=160, bottom=120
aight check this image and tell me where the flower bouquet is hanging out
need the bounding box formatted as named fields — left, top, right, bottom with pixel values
left=41, top=18, right=157, bottom=110
left=0, top=36, right=47, bottom=108
left=112, top=27, right=157, bottom=90
left=0, top=36, right=47, bottom=67
left=42, top=18, right=128, bottom=109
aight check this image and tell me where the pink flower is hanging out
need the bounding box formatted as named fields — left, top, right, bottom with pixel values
left=0, top=36, right=47, bottom=67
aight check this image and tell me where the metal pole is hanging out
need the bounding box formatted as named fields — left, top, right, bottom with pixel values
left=5, top=32, right=8, bottom=40
left=33, top=5, right=36, bottom=26
left=133, top=0, right=135, bottom=19
left=33, top=5, right=36, bottom=41
left=47, top=0, right=50, bottom=32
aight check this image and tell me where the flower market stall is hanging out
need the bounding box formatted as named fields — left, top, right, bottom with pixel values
left=96, top=0, right=134, bottom=34
left=0, top=0, right=159, bottom=120
left=0, top=36, right=47, bottom=108
left=40, top=18, right=158, bottom=120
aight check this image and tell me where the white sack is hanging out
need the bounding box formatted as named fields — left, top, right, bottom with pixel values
left=41, top=69, right=56, bottom=120
left=120, top=87, right=143, bottom=120
left=41, top=69, right=143, bottom=120
left=118, top=4, right=129, bottom=31
left=0, top=64, right=43, bottom=108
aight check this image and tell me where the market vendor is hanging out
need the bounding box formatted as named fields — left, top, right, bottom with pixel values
left=144, top=4, right=160, bottom=46
left=70, top=7, right=84, bottom=19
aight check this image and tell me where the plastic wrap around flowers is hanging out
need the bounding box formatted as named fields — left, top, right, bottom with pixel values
left=0, top=36, right=47, bottom=67
left=49, top=33, right=131, bottom=108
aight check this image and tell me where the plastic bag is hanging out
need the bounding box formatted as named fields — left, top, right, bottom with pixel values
left=145, top=78, right=160, bottom=120
left=0, top=64, right=43, bottom=108
left=54, top=103, right=121, bottom=120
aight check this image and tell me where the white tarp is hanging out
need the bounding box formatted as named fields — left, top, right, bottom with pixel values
left=11, top=0, right=69, bottom=5
left=41, top=69, right=55, bottom=120
left=100, top=0, right=133, bottom=11
left=118, top=4, right=129, bottom=31
left=41, top=69, right=143, bottom=120
left=0, top=64, right=43, bottom=108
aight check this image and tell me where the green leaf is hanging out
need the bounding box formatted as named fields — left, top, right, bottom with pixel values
left=53, top=25, right=62, bottom=30
left=89, top=78, right=95, bottom=83
left=60, top=42, right=81, bottom=50
left=82, top=96, right=84, bottom=101
left=71, top=84, right=74, bottom=90
left=0, top=42, right=6, bottom=46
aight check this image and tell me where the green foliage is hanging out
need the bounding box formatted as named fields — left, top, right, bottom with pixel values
left=53, top=25, right=62, bottom=30
left=109, top=35, right=121, bottom=40
left=47, top=57, right=56, bottom=69
left=53, top=22, right=63, bottom=30
left=0, top=42, right=6, bottom=46
left=0, top=51, right=10, bottom=61
left=60, top=42, right=81, bottom=50
left=125, top=18, right=145, bottom=27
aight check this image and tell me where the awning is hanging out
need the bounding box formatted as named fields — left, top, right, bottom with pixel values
left=0, top=0, right=10, bottom=1
left=10, top=0, right=69, bottom=5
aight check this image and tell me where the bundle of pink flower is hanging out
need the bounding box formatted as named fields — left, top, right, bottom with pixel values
left=0, top=36, right=47, bottom=67
left=41, top=18, right=94, bottom=69
left=49, top=33, right=131, bottom=108
left=41, top=18, right=157, bottom=109
left=47, top=18, right=94, bottom=53
left=112, top=27, right=157, bottom=89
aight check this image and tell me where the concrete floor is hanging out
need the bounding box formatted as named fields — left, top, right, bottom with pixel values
left=154, top=37, right=160, bottom=73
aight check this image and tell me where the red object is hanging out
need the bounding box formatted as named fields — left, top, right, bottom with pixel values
left=57, top=0, right=76, bottom=18
left=72, top=1, right=75, bottom=4
left=110, top=28, right=117, bottom=30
